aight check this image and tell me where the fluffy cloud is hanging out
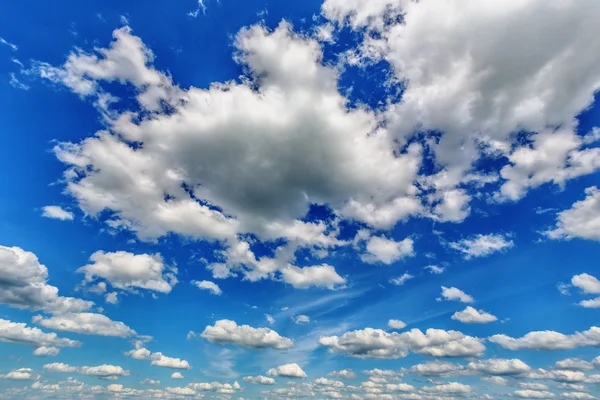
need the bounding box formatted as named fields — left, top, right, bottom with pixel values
left=170, top=372, right=184, bottom=379
left=408, top=361, right=465, bottom=377
left=319, top=327, right=485, bottom=359
left=452, top=306, right=498, bottom=324
left=441, top=286, right=474, bottom=303
left=360, top=236, right=414, bottom=264
left=389, top=272, right=413, bottom=286
left=191, top=280, right=222, bottom=295
left=555, top=358, right=595, bottom=371
left=44, top=362, right=130, bottom=379
left=280, top=264, right=346, bottom=290
left=328, top=369, right=357, bottom=379
left=41, top=205, right=74, bottom=220
left=0, top=318, right=80, bottom=355
left=243, top=375, right=276, bottom=385
left=77, top=251, right=177, bottom=294
left=571, top=274, right=600, bottom=294
left=197, top=319, right=293, bottom=349
left=293, top=315, right=310, bottom=324
left=514, top=390, right=555, bottom=399
left=387, top=319, right=406, bottom=330
left=547, top=187, right=600, bottom=241
left=425, top=265, right=445, bottom=274
left=422, top=382, right=472, bottom=394
left=468, top=359, right=531, bottom=375
left=0, top=245, right=93, bottom=313
left=1, top=368, right=36, bottom=380
left=490, top=326, right=600, bottom=350
left=266, top=363, right=307, bottom=379
left=32, top=312, right=136, bottom=337
left=125, top=346, right=191, bottom=369
left=449, top=234, right=514, bottom=259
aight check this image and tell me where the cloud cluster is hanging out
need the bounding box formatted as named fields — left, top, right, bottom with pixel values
left=195, top=319, right=294, bottom=349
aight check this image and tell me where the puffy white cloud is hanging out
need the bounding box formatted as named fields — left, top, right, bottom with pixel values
left=267, top=363, right=307, bottom=379
left=265, top=314, right=275, bottom=325
left=389, top=272, right=413, bottom=286
left=191, top=280, right=222, bottom=295
left=441, top=286, right=474, bottom=303
left=514, top=390, right=555, bottom=399
left=482, top=376, right=509, bottom=386
left=125, top=346, right=191, bottom=369
left=33, top=346, right=60, bottom=357
left=0, top=318, right=80, bottom=354
left=408, top=361, right=465, bottom=377
left=188, top=381, right=242, bottom=393
left=425, top=265, right=445, bottom=274
left=280, top=264, right=346, bottom=290
left=0, top=245, right=93, bottom=313
left=524, top=369, right=593, bottom=383
left=243, top=375, right=276, bottom=385
left=422, top=382, right=472, bottom=394
left=293, top=315, right=310, bottom=324
left=77, top=251, right=177, bottom=294
left=490, top=326, right=600, bottom=351
left=170, top=372, right=184, bottom=379
left=547, top=187, right=600, bottom=241
left=319, top=327, right=485, bottom=359
left=41, top=206, right=74, bottom=220
left=1, top=368, right=36, bottom=380
left=579, top=297, right=600, bottom=308
left=165, top=386, right=193, bottom=395
left=140, top=378, right=160, bottom=385
left=468, top=359, right=531, bottom=375
left=360, top=236, right=414, bottom=264
left=449, top=234, right=514, bottom=259
left=104, top=292, right=118, bottom=304
left=198, top=319, right=293, bottom=349
left=452, top=306, right=498, bottom=324
left=328, top=369, right=357, bottom=379
left=562, top=393, right=598, bottom=400
left=571, top=274, right=600, bottom=294
left=44, top=362, right=130, bottom=379
left=555, top=358, right=595, bottom=371
left=32, top=312, right=136, bottom=337
left=387, top=319, right=406, bottom=330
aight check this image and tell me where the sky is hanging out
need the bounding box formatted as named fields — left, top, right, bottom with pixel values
left=0, top=0, right=599, bottom=399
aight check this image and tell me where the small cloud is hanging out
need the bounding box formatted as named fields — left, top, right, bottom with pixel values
left=389, top=272, right=414, bottom=286
left=41, top=206, right=74, bottom=221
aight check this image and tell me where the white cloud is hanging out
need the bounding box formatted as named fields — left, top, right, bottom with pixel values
left=490, top=326, right=600, bottom=350
left=452, top=306, right=498, bottom=324
left=32, top=312, right=136, bottom=337
left=33, top=346, right=60, bottom=357
left=198, top=319, right=293, bottom=349
left=280, top=264, right=346, bottom=290
left=266, top=363, right=307, bottom=379
left=105, top=292, right=118, bottom=304
left=44, top=362, right=130, bottom=379
left=449, top=234, right=514, bottom=259
left=387, top=319, right=406, bottom=330
left=78, top=251, right=177, bottom=294
left=293, top=315, right=310, bottom=324
left=562, top=393, right=598, bottom=400
left=408, top=361, right=465, bottom=377
left=191, top=280, right=222, bottom=295
left=547, top=187, right=600, bottom=241
left=441, top=286, right=474, bottom=303
left=265, top=314, right=275, bottom=325
left=171, top=372, right=184, bottom=379
left=555, top=358, right=595, bottom=371
left=519, top=383, right=549, bottom=391
left=1, top=368, right=36, bottom=380
left=389, top=272, right=413, bottom=286
left=41, top=206, right=74, bottom=220
left=0, top=318, right=80, bottom=354
left=125, top=346, right=191, bottom=369
left=0, top=37, right=18, bottom=51
left=140, top=378, right=160, bottom=385
left=319, top=327, right=485, bottom=359
left=422, top=382, right=472, bottom=394
left=514, top=390, right=555, bottom=399
left=360, top=236, right=414, bottom=265
left=482, top=376, right=509, bottom=386
left=571, top=274, right=600, bottom=294
left=468, top=359, right=531, bottom=375
left=425, top=265, right=445, bottom=274
left=243, top=375, right=276, bottom=385
left=328, top=369, right=356, bottom=379
left=579, top=297, right=600, bottom=308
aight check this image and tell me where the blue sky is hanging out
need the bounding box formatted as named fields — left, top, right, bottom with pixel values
left=0, top=0, right=600, bottom=399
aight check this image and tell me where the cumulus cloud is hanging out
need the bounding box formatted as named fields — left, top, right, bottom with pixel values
left=293, top=315, right=310, bottom=324
left=33, top=346, right=60, bottom=357
left=266, top=363, right=307, bottom=379
left=170, top=372, right=184, bottom=379
left=387, top=319, right=406, bottom=330
left=452, top=306, right=498, bottom=324
left=490, top=326, right=600, bottom=351
left=571, top=274, right=600, bottom=294
left=197, top=319, right=293, bottom=349
left=1, top=368, right=36, bottom=380
left=360, top=236, right=414, bottom=264
left=514, top=390, right=555, bottom=399
left=441, top=286, right=474, bottom=303
left=191, top=280, right=222, bottom=295
left=32, top=312, right=136, bottom=337
left=408, top=361, right=465, bottom=377
left=468, top=359, right=531, bottom=375
left=555, top=358, right=595, bottom=371
left=125, top=346, right=191, bottom=369
left=449, top=234, right=514, bottom=259
left=319, top=327, right=485, bottom=359
left=243, top=375, right=276, bottom=385
left=547, top=187, right=600, bottom=241
left=0, top=318, right=80, bottom=355
left=44, top=362, right=130, bottom=379
left=328, top=369, right=356, bottom=379
left=77, top=251, right=177, bottom=294
left=41, top=206, right=74, bottom=220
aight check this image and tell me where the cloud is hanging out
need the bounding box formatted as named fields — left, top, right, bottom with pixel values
left=191, top=280, right=222, bottom=295
left=293, top=315, right=310, bottom=324
left=319, top=327, right=485, bottom=359
left=449, top=234, right=514, bottom=259
left=408, top=361, right=465, bottom=377
left=425, top=265, right=445, bottom=274
left=360, top=236, right=414, bottom=264
left=170, top=372, right=184, bottom=379
left=32, top=312, right=136, bottom=337
left=490, top=326, right=600, bottom=350
left=280, top=264, right=346, bottom=290
left=0, top=245, right=93, bottom=313
left=468, top=359, right=531, bottom=375
left=0, top=37, right=18, bottom=51
left=452, top=306, right=498, bottom=324
left=243, top=375, right=276, bottom=385
left=140, top=378, right=160, bottom=385
left=579, top=297, right=600, bottom=308
left=328, top=369, right=356, bottom=379
left=389, top=272, right=413, bottom=286
left=422, top=382, right=472, bottom=394
left=555, top=358, right=595, bottom=371
left=387, top=319, right=406, bottom=330
left=33, top=346, right=60, bottom=357
left=265, top=314, right=275, bottom=325
left=514, top=390, right=555, bottom=399
left=126, top=346, right=191, bottom=369
left=547, top=187, right=600, bottom=241
left=41, top=206, right=74, bottom=220
left=571, top=274, right=600, bottom=294
left=77, top=251, right=177, bottom=294
left=1, top=368, right=36, bottom=380
left=0, top=318, right=80, bottom=355
left=197, top=319, right=293, bottom=349
left=44, top=362, right=130, bottom=379
left=266, top=363, right=307, bottom=379
left=441, top=286, right=474, bottom=303
left=105, top=292, right=118, bottom=304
